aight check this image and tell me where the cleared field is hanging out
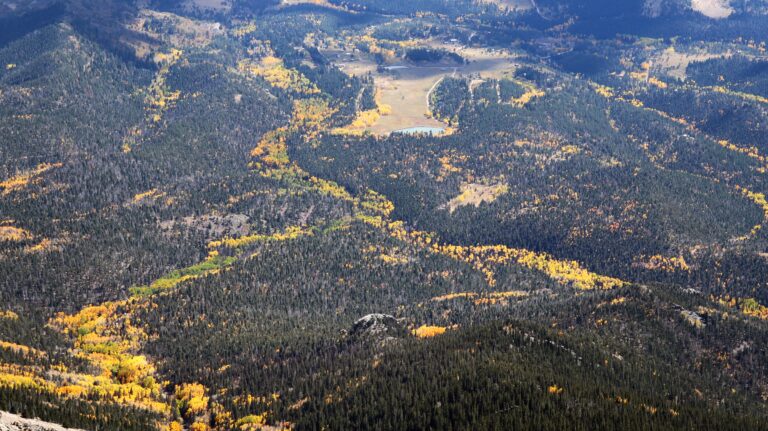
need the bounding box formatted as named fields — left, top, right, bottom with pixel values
left=653, top=46, right=730, bottom=79
left=128, top=9, right=225, bottom=51
left=333, top=44, right=519, bottom=136
left=372, top=67, right=451, bottom=135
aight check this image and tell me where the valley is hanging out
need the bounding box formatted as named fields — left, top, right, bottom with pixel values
left=1, top=0, right=768, bottom=430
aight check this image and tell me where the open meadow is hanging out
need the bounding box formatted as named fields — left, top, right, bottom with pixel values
left=332, top=43, right=521, bottom=135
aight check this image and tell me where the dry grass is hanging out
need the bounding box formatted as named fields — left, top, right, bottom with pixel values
left=654, top=46, right=729, bottom=80
left=371, top=70, right=449, bottom=135
left=127, top=9, right=225, bottom=54
left=333, top=43, right=519, bottom=135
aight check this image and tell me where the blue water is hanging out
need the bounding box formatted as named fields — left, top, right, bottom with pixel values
left=394, top=126, right=445, bottom=136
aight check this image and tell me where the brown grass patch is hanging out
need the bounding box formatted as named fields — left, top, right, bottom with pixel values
left=654, top=46, right=730, bottom=80
left=127, top=9, right=225, bottom=53
left=333, top=42, right=519, bottom=135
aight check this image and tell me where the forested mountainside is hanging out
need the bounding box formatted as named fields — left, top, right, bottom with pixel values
left=1, top=0, right=768, bottom=430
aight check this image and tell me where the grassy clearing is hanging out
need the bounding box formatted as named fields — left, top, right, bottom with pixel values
left=333, top=43, right=519, bottom=135
left=653, top=46, right=728, bottom=80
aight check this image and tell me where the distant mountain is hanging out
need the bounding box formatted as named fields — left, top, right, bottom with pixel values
left=532, top=0, right=768, bottom=19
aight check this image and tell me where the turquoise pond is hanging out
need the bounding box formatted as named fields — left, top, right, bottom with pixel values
left=393, top=126, right=445, bottom=135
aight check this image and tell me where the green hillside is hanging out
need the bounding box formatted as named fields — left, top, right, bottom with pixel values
left=1, top=1, right=768, bottom=430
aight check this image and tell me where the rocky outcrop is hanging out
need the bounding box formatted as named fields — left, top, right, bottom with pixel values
left=0, top=412, right=85, bottom=431
left=346, top=313, right=407, bottom=345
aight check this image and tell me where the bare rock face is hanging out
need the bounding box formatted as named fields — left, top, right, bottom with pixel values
left=538, top=0, right=766, bottom=19
left=642, top=0, right=730, bottom=18
left=645, top=0, right=767, bottom=18
left=691, top=0, right=733, bottom=18
left=347, top=313, right=407, bottom=344
left=0, top=412, right=85, bottom=431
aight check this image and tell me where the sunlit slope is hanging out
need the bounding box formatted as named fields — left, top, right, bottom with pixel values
left=1, top=2, right=768, bottom=430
